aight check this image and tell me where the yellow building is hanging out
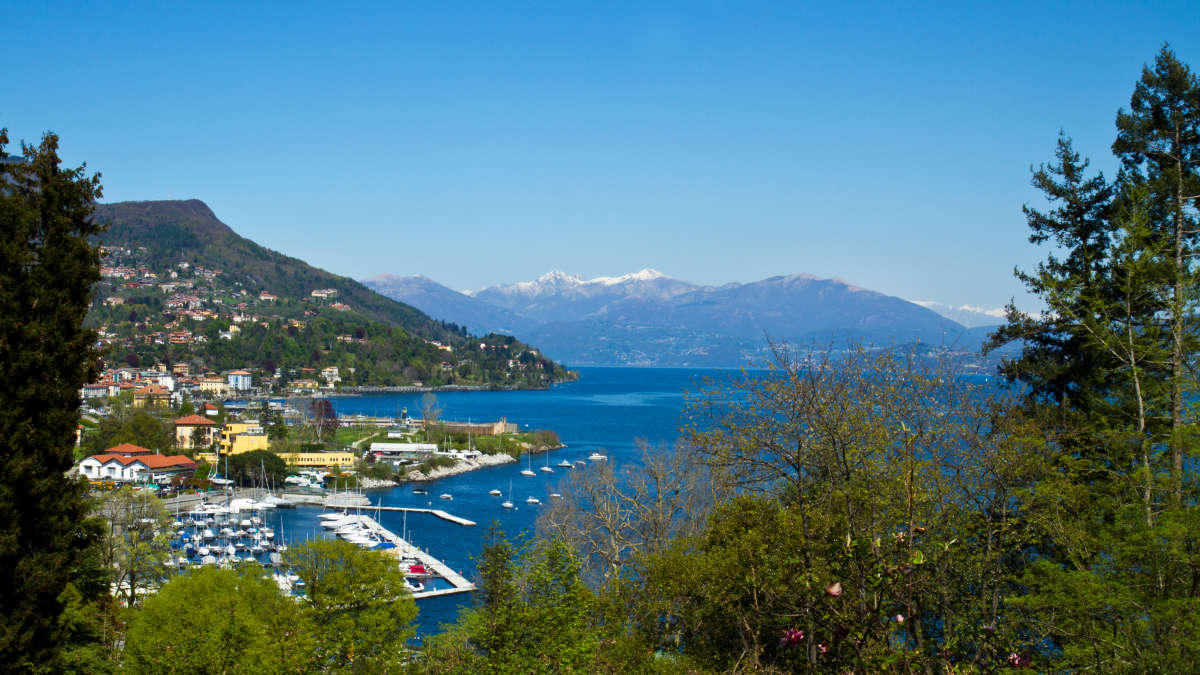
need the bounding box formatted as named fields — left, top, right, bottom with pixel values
left=218, top=423, right=270, bottom=455
left=276, top=449, right=356, bottom=468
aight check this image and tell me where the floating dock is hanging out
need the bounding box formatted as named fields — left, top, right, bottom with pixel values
left=355, top=515, right=476, bottom=599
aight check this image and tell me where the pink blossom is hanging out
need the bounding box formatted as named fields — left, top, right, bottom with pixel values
left=825, top=581, right=843, bottom=597
left=779, top=627, right=805, bottom=648
left=1007, top=652, right=1031, bottom=668
left=817, top=642, right=829, bottom=654
left=895, top=614, right=905, bottom=623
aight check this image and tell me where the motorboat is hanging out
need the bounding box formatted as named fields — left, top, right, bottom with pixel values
left=558, top=459, right=573, bottom=468
left=525, top=496, right=540, bottom=505
left=412, top=488, right=428, bottom=495
left=588, top=452, right=608, bottom=462
left=550, top=493, right=562, bottom=499
left=489, top=489, right=502, bottom=496
left=439, top=493, right=453, bottom=500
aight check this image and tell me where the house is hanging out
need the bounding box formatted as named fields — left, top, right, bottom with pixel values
left=132, top=384, right=170, bottom=408
left=310, top=288, right=338, bottom=299
left=174, top=414, right=217, bottom=449
left=227, top=370, right=252, bottom=391
left=258, top=291, right=277, bottom=302
left=78, top=447, right=196, bottom=484
left=321, top=366, right=340, bottom=385
left=198, top=377, right=229, bottom=396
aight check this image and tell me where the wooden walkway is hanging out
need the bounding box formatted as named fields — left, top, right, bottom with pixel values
left=356, top=516, right=476, bottom=599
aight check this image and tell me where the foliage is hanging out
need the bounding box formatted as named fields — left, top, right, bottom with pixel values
left=419, top=533, right=610, bottom=674
left=225, top=450, right=288, bottom=488
left=0, top=128, right=105, bottom=668
left=81, top=403, right=172, bottom=455
left=123, top=566, right=313, bottom=674
left=285, top=538, right=417, bottom=670
left=94, top=488, right=173, bottom=608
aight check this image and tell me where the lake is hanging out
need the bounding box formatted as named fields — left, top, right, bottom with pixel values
left=274, top=366, right=739, bottom=636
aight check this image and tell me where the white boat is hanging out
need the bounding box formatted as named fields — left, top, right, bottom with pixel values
left=405, top=578, right=425, bottom=593
left=520, top=452, right=536, bottom=477
left=489, top=489, right=502, bottom=496
left=550, top=493, right=562, bottom=499
left=588, top=452, right=608, bottom=461
left=502, top=481, right=514, bottom=509
left=439, top=493, right=453, bottom=500
left=318, top=512, right=347, bottom=521
left=558, top=459, right=573, bottom=468
left=525, top=496, right=540, bottom=505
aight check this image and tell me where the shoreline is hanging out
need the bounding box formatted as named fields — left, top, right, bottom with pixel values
left=404, top=452, right=518, bottom=482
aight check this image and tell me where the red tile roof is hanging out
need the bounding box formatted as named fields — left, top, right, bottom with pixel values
left=174, top=414, right=216, bottom=426
left=87, top=453, right=196, bottom=470
left=104, top=443, right=154, bottom=456
left=134, top=384, right=169, bottom=395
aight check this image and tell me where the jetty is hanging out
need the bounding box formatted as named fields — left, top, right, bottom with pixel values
left=355, top=515, right=476, bottom=599
left=367, top=506, right=475, bottom=526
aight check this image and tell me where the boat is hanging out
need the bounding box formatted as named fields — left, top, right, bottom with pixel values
left=412, top=488, right=428, bottom=495
left=588, top=451, right=608, bottom=461
left=502, top=481, right=514, bottom=509
left=525, top=496, right=540, bottom=505
left=489, top=489, right=502, bottom=496
left=558, top=459, right=573, bottom=468
left=539, top=455, right=554, bottom=473
left=439, top=493, right=453, bottom=500
left=550, top=492, right=562, bottom=499
left=405, top=578, right=425, bottom=593
left=520, top=453, right=536, bottom=477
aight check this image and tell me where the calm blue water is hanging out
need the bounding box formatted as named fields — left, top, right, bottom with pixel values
left=273, top=366, right=736, bottom=636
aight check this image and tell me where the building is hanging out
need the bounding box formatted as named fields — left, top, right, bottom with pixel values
left=275, top=449, right=356, bottom=469
left=132, top=384, right=170, bottom=408
left=218, top=422, right=269, bottom=455
left=78, top=447, right=196, bottom=484
left=198, top=377, right=229, bottom=396
left=174, top=414, right=217, bottom=449
left=227, top=370, right=252, bottom=391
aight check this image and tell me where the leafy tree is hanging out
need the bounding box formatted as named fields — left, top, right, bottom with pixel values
left=0, top=129, right=105, bottom=668
left=285, top=538, right=417, bottom=670
left=421, top=532, right=607, bottom=674
left=94, top=487, right=173, bottom=608
left=225, top=449, right=288, bottom=488
left=124, top=566, right=313, bottom=674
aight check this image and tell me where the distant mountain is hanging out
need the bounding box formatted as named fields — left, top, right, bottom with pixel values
left=365, top=268, right=987, bottom=367
left=912, top=301, right=1007, bottom=329
left=361, top=274, right=540, bottom=336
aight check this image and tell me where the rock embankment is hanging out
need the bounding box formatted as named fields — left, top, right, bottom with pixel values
left=405, top=453, right=517, bottom=482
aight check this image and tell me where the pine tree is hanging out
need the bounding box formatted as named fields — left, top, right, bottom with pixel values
left=0, top=129, right=104, bottom=668
left=1111, top=45, right=1200, bottom=503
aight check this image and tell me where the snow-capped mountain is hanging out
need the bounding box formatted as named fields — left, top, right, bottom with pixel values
left=364, top=269, right=991, bottom=367
left=912, top=301, right=1007, bottom=329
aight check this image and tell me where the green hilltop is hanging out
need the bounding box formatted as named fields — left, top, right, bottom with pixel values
left=86, top=199, right=573, bottom=389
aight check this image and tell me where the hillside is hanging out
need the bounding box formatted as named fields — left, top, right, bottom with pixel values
left=93, top=200, right=450, bottom=341
left=87, top=200, right=573, bottom=388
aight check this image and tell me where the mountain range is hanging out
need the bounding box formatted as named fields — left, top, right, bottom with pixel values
left=364, top=269, right=1003, bottom=367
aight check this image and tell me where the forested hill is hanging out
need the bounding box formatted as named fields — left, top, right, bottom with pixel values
left=86, top=200, right=574, bottom=388
left=92, top=200, right=450, bottom=342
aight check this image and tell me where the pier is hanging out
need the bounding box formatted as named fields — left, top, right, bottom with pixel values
left=366, top=506, right=476, bottom=526
left=355, top=515, right=476, bottom=599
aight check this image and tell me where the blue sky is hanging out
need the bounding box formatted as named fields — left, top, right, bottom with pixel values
left=4, top=2, right=1198, bottom=310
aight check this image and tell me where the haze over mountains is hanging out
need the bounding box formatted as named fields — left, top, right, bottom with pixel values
left=364, top=269, right=1003, bottom=367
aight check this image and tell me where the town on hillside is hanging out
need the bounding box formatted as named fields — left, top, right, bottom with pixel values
left=88, top=245, right=574, bottom=392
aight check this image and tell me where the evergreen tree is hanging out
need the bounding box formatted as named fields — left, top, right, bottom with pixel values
left=1111, top=44, right=1200, bottom=503
left=0, top=129, right=104, bottom=668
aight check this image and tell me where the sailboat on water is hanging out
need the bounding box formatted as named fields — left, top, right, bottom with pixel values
left=520, top=452, right=536, bottom=477
left=502, top=481, right=514, bottom=510
left=539, top=453, right=554, bottom=473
